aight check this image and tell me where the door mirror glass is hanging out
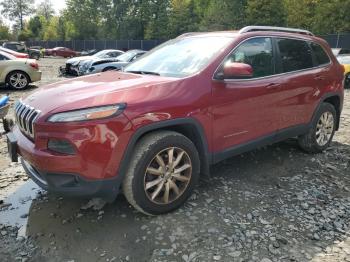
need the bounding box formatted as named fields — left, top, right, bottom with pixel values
left=223, top=62, right=253, bottom=79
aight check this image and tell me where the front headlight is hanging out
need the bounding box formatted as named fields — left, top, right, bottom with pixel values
left=47, top=104, right=126, bottom=122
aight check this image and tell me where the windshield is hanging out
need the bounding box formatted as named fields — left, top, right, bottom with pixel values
left=124, top=36, right=233, bottom=78
left=338, top=56, right=350, bottom=64
left=116, top=51, right=140, bottom=62
left=93, top=50, right=111, bottom=58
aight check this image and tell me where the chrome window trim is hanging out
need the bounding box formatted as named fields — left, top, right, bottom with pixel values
left=212, top=35, right=333, bottom=83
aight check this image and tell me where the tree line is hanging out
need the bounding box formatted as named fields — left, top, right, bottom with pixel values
left=1, top=0, right=349, bottom=42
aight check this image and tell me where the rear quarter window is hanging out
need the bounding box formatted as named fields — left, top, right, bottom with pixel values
left=311, top=43, right=330, bottom=66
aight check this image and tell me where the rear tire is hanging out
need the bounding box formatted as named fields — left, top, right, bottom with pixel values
left=298, top=103, right=336, bottom=153
left=123, top=131, right=200, bottom=215
left=345, top=73, right=350, bottom=89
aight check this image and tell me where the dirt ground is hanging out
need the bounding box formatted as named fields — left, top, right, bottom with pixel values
left=0, top=58, right=350, bottom=262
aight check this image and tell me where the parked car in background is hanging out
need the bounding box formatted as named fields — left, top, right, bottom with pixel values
left=0, top=51, right=41, bottom=89
left=79, top=50, right=146, bottom=75
left=45, top=47, right=79, bottom=58
left=332, top=48, right=350, bottom=56
left=3, top=42, right=41, bottom=60
left=30, top=46, right=46, bottom=57
left=0, top=47, right=29, bottom=59
left=63, top=49, right=124, bottom=75
left=7, top=26, right=344, bottom=215
left=337, top=55, right=350, bottom=89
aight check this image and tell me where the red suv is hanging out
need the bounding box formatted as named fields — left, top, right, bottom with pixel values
left=7, top=26, right=344, bottom=215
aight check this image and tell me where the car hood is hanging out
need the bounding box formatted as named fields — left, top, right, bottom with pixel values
left=23, top=71, right=180, bottom=117
left=66, top=56, right=93, bottom=65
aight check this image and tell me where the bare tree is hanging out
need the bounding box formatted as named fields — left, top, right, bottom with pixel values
left=1, top=0, right=34, bottom=30
left=36, top=0, right=55, bottom=20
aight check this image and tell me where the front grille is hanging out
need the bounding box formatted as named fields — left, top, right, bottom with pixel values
left=14, top=100, right=40, bottom=138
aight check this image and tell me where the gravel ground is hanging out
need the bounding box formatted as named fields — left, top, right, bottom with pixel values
left=0, top=58, right=350, bottom=262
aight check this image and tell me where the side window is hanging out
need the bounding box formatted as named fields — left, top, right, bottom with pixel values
left=277, top=38, right=313, bottom=73
left=311, top=43, right=330, bottom=66
left=225, top=37, right=274, bottom=78
left=0, top=54, right=7, bottom=61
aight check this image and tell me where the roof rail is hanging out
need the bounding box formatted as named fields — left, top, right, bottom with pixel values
left=239, top=26, right=314, bottom=36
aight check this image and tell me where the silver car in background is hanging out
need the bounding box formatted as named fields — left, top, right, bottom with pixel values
left=79, top=50, right=146, bottom=75
left=64, top=49, right=125, bottom=75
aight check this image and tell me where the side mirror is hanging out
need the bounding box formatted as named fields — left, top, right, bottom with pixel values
left=222, top=62, right=253, bottom=79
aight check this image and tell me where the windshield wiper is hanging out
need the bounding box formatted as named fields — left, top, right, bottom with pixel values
left=126, top=70, right=160, bottom=76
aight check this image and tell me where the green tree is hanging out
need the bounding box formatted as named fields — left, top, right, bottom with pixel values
left=65, top=0, right=111, bottom=39
left=1, top=0, right=34, bottom=30
left=144, top=0, right=171, bottom=39
left=313, top=0, right=350, bottom=34
left=28, top=16, right=43, bottom=39
left=43, top=16, right=59, bottom=40
left=200, top=0, right=247, bottom=31
left=284, top=0, right=319, bottom=30
left=246, top=0, right=285, bottom=26
left=168, top=0, right=200, bottom=38
left=0, top=19, right=11, bottom=40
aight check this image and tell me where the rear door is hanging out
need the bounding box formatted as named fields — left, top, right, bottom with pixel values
left=273, top=37, right=321, bottom=130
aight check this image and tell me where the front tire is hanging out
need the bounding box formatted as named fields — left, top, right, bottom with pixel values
left=298, top=103, right=336, bottom=153
left=123, top=131, right=200, bottom=215
left=6, top=71, right=30, bottom=90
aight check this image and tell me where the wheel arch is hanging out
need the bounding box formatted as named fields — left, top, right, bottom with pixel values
left=321, top=94, right=342, bottom=130
left=118, top=118, right=211, bottom=183
left=102, top=66, right=117, bottom=72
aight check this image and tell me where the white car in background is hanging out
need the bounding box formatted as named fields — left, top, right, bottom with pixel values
left=79, top=50, right=146, bottom=75
left=0, top=51, right=41, bottom=89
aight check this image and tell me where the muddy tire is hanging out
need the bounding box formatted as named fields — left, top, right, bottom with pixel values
left=345, top=73, right=350, bottom=89
left=3, top=118, right=14, bottom=133
left=123, top=131, right=200, bottom=215
left=298, top=103, right=336, bottom=153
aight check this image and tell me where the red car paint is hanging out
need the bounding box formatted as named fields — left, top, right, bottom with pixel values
left=0, top=47, right=29, bottom=58
left=12, top=30, right=344, bottom=192
left=46, top=47, right=78, bottom=58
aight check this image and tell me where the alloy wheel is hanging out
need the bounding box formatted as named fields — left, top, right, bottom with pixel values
left=144, top=147, right=192, bottom=205
left=316, top=111, right=334, bottom=146
left=9, top=73, right=28, bottom=89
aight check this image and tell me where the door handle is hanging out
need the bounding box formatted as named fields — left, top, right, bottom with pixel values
left=265, top=83, right=281, bottom=89
left=314, top=75, right=326, bottom=81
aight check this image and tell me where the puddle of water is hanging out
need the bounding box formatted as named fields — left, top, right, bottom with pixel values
left=0, top=180, right=42, bottom=237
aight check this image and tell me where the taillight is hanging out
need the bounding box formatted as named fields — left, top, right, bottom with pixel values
left=30, top=62, right=39, bottom=70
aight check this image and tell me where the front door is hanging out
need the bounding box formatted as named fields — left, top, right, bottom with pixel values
left=211, top=37, right=283, bottom=153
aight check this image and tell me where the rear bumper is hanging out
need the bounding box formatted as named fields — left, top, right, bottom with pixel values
left=30, top=70, right=42, bottom=82
left=21, top=158, right=121, bottom=201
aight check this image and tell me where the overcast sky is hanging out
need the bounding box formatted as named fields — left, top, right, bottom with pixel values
left=0, top=0, right=67, bottom=26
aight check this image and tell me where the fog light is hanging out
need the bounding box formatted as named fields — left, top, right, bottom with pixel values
left=48, top=139, right=76, bottom=155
